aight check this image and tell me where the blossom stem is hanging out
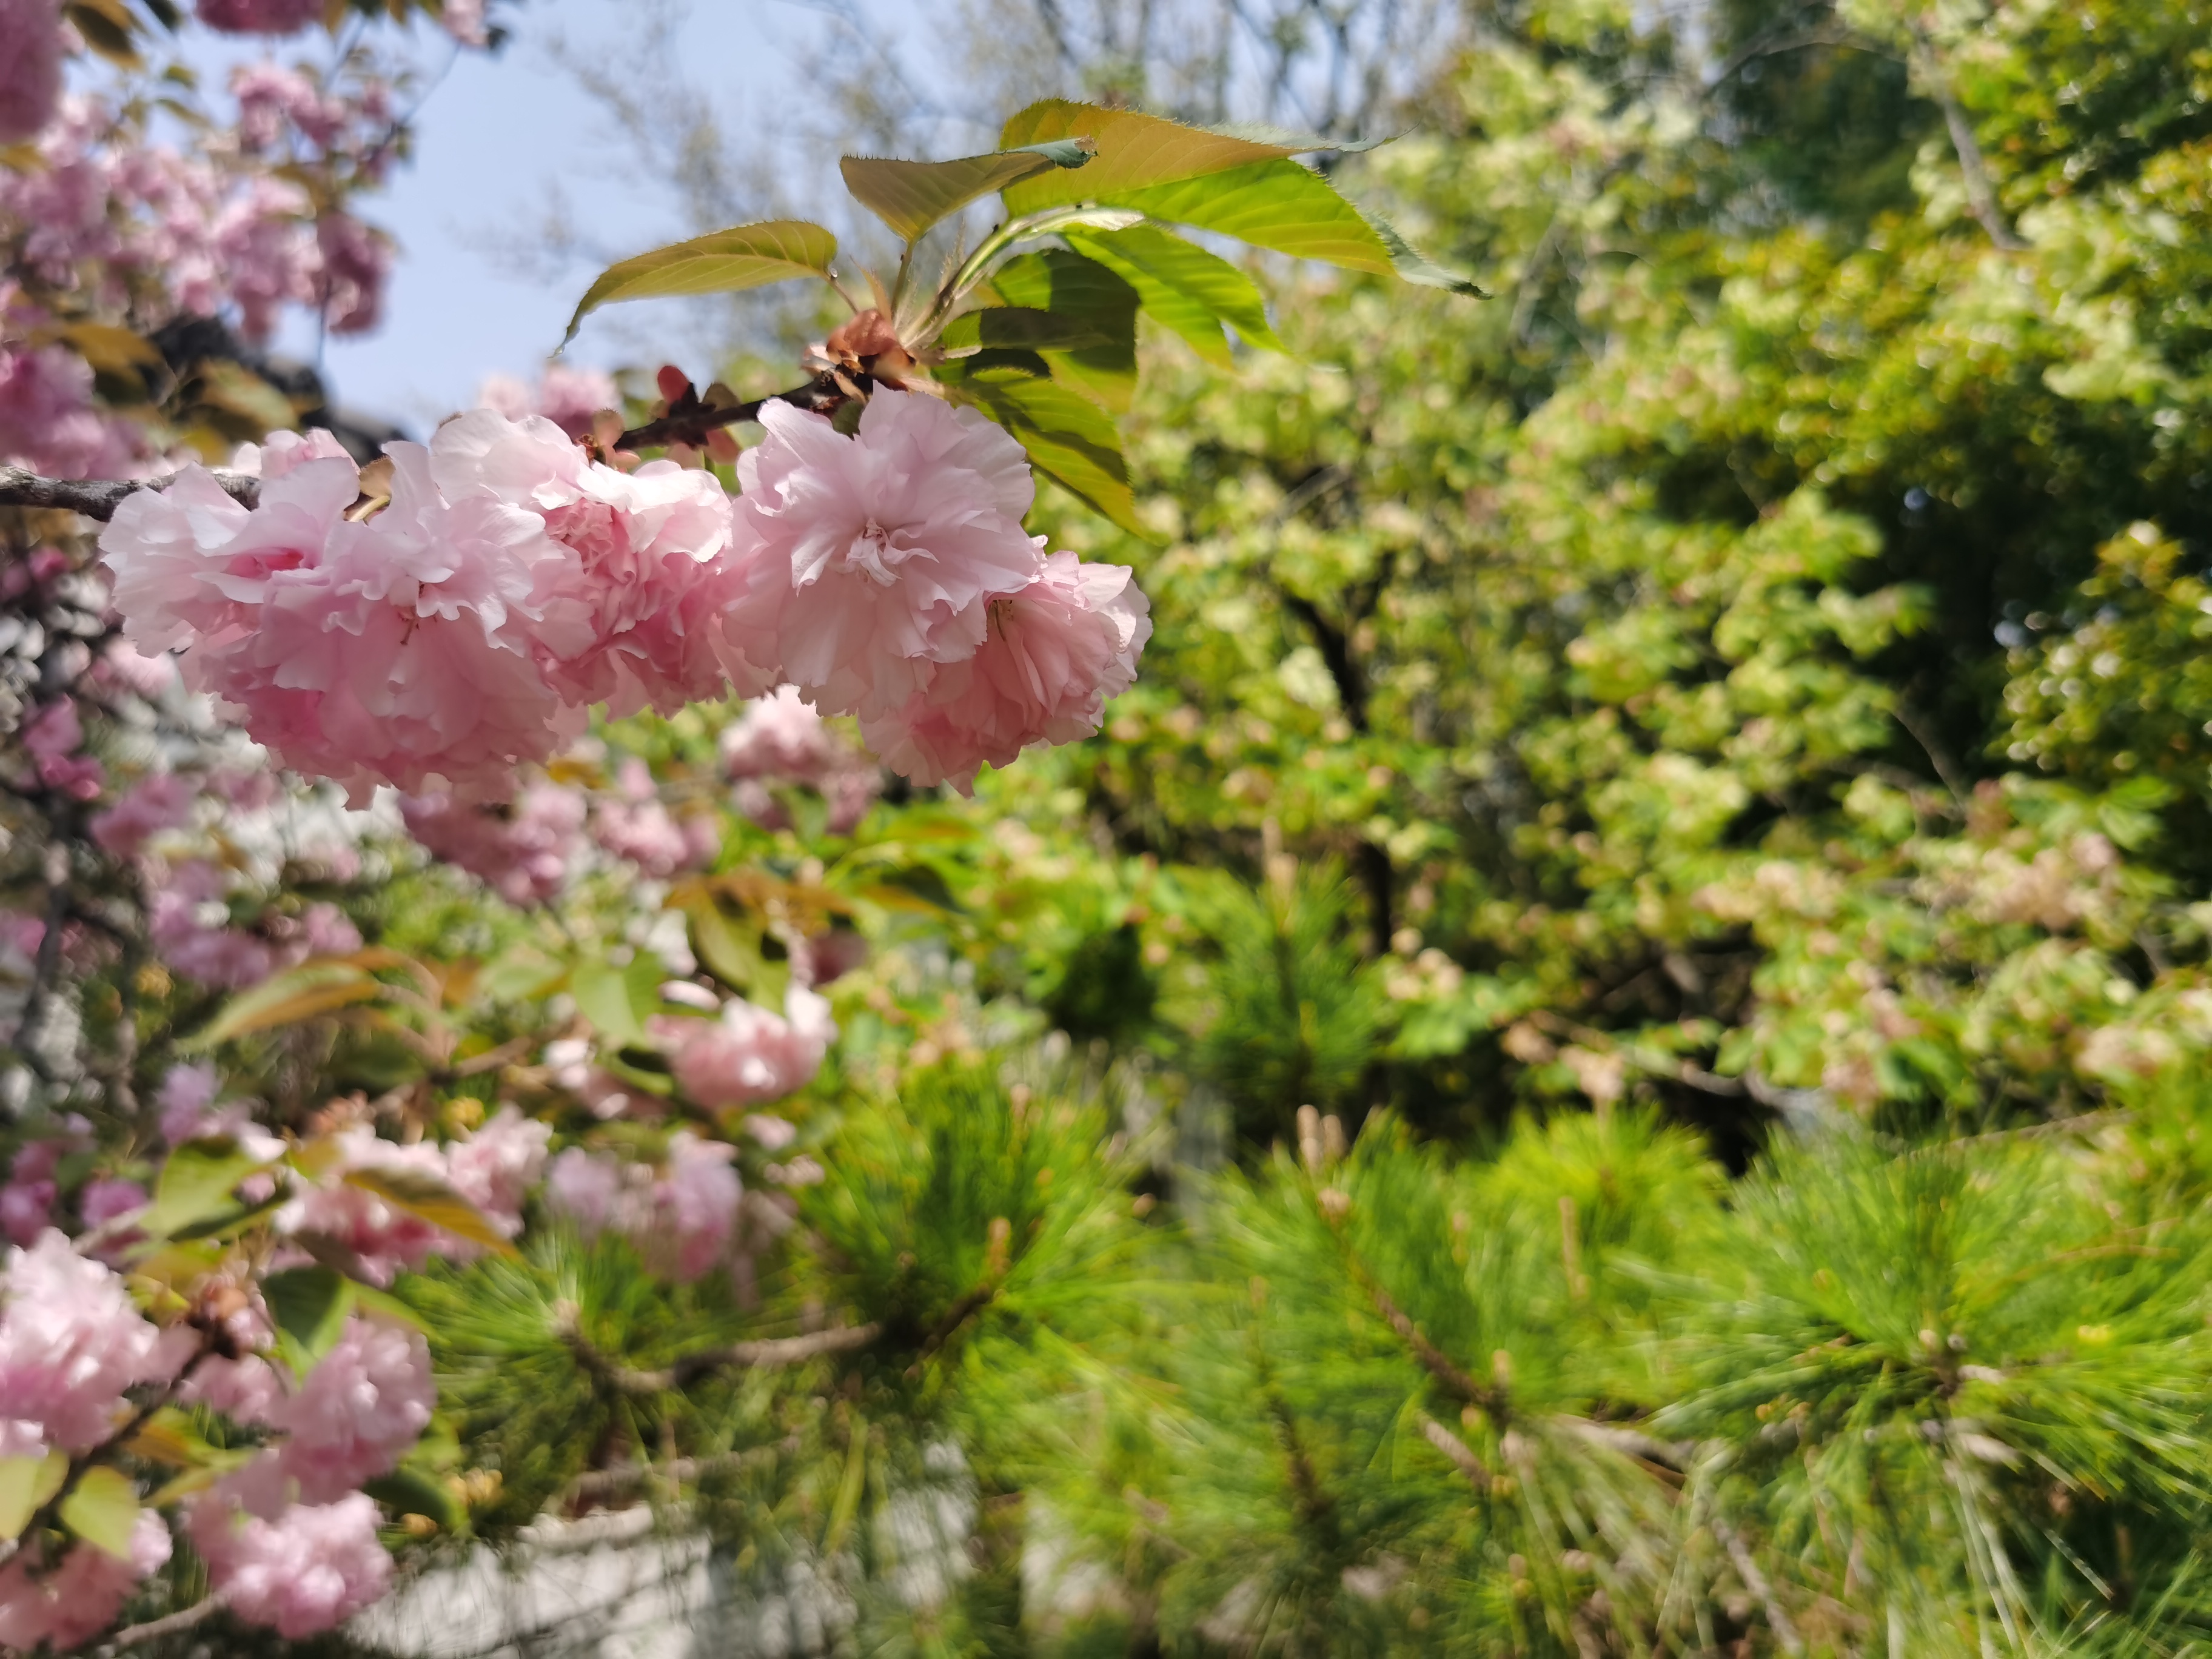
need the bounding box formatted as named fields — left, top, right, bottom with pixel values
left=612, top=372, right=856, bottom=454
left=0, top=465, right=262, bottom=523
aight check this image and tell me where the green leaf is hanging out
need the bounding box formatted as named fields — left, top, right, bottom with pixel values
left=945, top=368, right=1142, bottom=535
left=840, top=142, right=1090, bottom=244
left=937, top=307, right=1111, bottom=354
left=364, top=1466, right=463, bottom=1529
left=186, top=959, right=380, bottom=1048
left=562, top=220, right=837, bottom=346
left=261, top=1266, right=355, bottom=1368
left=0, top=1451, right=67, bottom=1542
left=59, top=1466, right=139, bottom=1561
left=342, top=1165, right=518, bottom=1257
left=569, top=957, right=643, bottom=1048
left=676, top=891, right=790, bottom=1009
left=985, top=250, right=1138, bottom=412
left=1104, top=159, right=1483, bottom=293
left=140, top=1138, right=276, bottom=1241
left=998, top=100, right=1299, bottom=212
left=1064, top=223, right=1289, bottom=366
left=191, top=358, right=297, bottom=433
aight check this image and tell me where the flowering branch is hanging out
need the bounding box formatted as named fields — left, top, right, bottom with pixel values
left=0, top=465, right=262, bottom=524
left=611, top=372, right=856, bottom=454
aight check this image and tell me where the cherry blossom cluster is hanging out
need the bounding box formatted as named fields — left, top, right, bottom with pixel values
left=98, top=389, right=1151, bottom=806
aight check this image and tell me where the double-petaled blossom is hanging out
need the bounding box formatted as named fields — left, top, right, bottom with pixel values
left=861, top=551, right=1151, bottom=794
left=545, top=1130, right=742, bottom=1282
left=0, top=1230, right=189, bottom=1452
left=400, top=781, right=587, bottom=906
left=726, top=390, right=1047, bottom=720
left=280, top=1114, right=543, bottom=1284
left=721, top=685, right=881, bottom=834
left=0, top=0, right=61, bottom=146
left=0, top=1510, right=172, bottom=1653
left=189, top=1492, right=392, bottom=1637
left=475, top=366, right=617, bottom=441
left=661, top=985, right=836, bottom=1110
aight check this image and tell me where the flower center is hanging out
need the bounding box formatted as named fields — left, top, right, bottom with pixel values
left=840, top=519, right=910, bottom=586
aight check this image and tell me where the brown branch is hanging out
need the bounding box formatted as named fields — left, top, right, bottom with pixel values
left=561, top=1312, right=880, bottom=1395
left=902, top=1284, right=997, bottom=1381
left=566, top=1446, right=778, bottom=1501
left=1714, top=1517, right=1805, bottom=1657
left=613, top=372, right=856, bottom=452
left=0, top=464, right=261, bottom=523
left=112, top=1594, right=227, bottom=1648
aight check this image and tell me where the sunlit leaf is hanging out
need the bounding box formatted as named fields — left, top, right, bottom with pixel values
left=984, top=250, right=1138, bottom=412
left=187, top=959, right=380, bottom=1048
left=53, top=322, right=164, bottom=375
left=938, top=307, right=1111, bottom=354
left=840, top=142, right=1090, bottom=244
left=945, top=367, right=1142, bottom=535
left=1065, top=223, right=1289, bottom=364
left=0, top=1452, right=67, bottom=1542
left=262, top=1265, right=355, bottom=1368
left=563, top=221, right=837, bottom=345
left=191, top=358, right=298, bottom=433
left=998, top=100, right=1297, bottom=211
left=139, top=1138, right=276, bottom=1241
left=343, top=1165, right=518, bottom=1257
left=568, top=955, right=663, bottom=1049
left=59, top=1466, right=140, bottom=1561
left=364, top=1465, right=463, bottom=1529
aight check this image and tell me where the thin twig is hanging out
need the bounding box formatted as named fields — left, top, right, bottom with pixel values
left=110, top=1593, right=227, bottom=1649
left=1714, top=1517, right=1805, bottom=1657
left=1418, top=1410, right=1492, bottom=1484
left=612, top=373, right=853, bottom=452
left=561, top=1312, right=880, bottom=1395
left=0, top=465, right=261, bottom=523
left=565, top=1446, right=778, bottom=1501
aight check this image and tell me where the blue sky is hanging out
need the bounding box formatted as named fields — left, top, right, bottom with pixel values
left=255, top=0, right=891, bottom=433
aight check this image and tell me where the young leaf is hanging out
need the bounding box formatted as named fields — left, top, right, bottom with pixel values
left=840, top=143, right=1090, bottom=244
left=937, top=307, right=1111, bottom=354
left=945, top=368, right=1143, bottom=537
left=997, top=100, right=1298, bottom=210
left=0, top=1450, right=67, bottom=1542
left=364, top=1466, right=463, bottom=1529
left=186, top=959, right=381, bottom=1048
left=985, top=250, right=1138, bottom=412
left=341, top=1165, right=518, bottom=1257
left=261, top=1265, right=356, bottom=1367
left=562, top=221, right=837, bottom=346
left=139, top=1137, right=278, bottom=1241
left=1064, top=223, right=1289, bottom=365
left=59, top=1466, right=140, bottom=1561
left=1103, top=160, right=1483, bottom=294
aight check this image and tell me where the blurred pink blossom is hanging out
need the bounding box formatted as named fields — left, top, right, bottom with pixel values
left=475, top=365, right=616, bottom=440
left=545, top=1131, right=742, bottom=1282
left=663, top=985, right=835, bottom=1109
left=0, top=0, right=62, bottom=145
left=90, top=771, right=196, bottom=857
left=401, top=782, right=587, bottom=905
left=21, top=698, right=106, bottom=799
left=191, top=1492, right=391, bottom=1637
left=197, top=0, right=323, bottom=34
left=260, top=1315, right=433, bottom=1505
left=0, top=1510, right=171, bottom=1654
left=0, top=1230, right=189, bottom=1450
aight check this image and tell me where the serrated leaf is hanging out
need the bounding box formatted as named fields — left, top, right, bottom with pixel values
left=343, top=1165, right=518, bottom=1257
left=937, top=307, right=1111, bottom=354
left=945, top=368, right=1142, bottom=535
left=59, top=1466, right=139, bottom=1561
left=563, top=221, right=837, bottom=346
left=841, top=149, right=1076, bottom=244
left=141, top=1138, right=276, bottom=1241
left=999, top=100, right=1296, bottom=212
left=187, top=959, right=380, bottom=1048
left=1204, top=122, right=1389, bottom=153
left=985, top=250, right=1138, bottom=412
left=0, top=1452, right=67, bottom=1542
left=1065, top=223, right=1289, bottom=366
left=262, top=1266, right=355, bottom=1367
left=1102, top=160, right=1483, bottom=294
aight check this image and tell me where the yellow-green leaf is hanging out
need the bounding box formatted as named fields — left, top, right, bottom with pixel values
left=191, top=358, right=299, bottom=433
left=1065, top=223, right=1289, bottom=364
left=261, top=1265, right=355, bottom=1368
left=0, top=1451, right=67, bottom=1542
left=984, top=250, right=1138, bottom=412
left=998, top=100, right=1295, bottom=212
left=937, top=307, right=1111, bottom=354
left=945, top=367, right=1142, bottom=536
left=187, top=959, right=380, bottom=1048
left=563, top=221, right=837, bottom=346
left=840, top=150, right=1073, bottom=244
left=343, top=1165, right=518, bottom=1256
left=140, top=1137, right=277, bottom=1241
left=53, top=322, right=164, bottom=374
left=59, top=1466, right=140, bottom=1561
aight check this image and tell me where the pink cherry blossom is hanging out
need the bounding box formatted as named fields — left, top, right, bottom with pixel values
left=0, top=1510, right=172, bottom=1654
left=278, top=1130, right=458, bottom=1284
left=261, top=1314, right=434, bottom=1505
left=0, top=341, right=143, bottom=479
left=444, top=1105, right=551, bottom=1236
left=148, top=860, right=275, bottom=989
left=721, top=686, right=840, bottom=780
left=440, top=0, right=489, bottom=45
left=726, top=389, right=1045, bottom=720
left=544, top=1145, right=628, bottom=1234
left=476, top=366, right=615, bottom=441
left=0, top=1141, right=58, bottom=1247
left=96, top=638, right=182, bottom=700
left=0, top=0, right=61, bottom=146
left=191, top=1493, right=391, bottom=1637
left=197, top=0, right=323, bottom=33
left=860, top=551, right=1151, bottom=793
left=544, top=1134, right=742, bottom=1282
left=80, top=1178, right=148, bottom=1229
left=0, top=1230, right=189, bottom=1451
left=20, top=698, right=106, bottom=800
left=157, top=1062, right=223, bottom=1144
left=400, top=781, right=588, bottom=906
left=91, top=771, right=197, bottom=856
left=316, top=210, right=390, bottom=334
left=663, top=985, right=836, bottom=1110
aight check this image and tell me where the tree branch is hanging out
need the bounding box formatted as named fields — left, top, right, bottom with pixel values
left=613, top=372, right=856, bottom=452
left=112, top=1593, right=227, bottom=1648
left=1908, top=34, right=2027, bottom=252
left=0, top=465, right=261, bottom=523
left=1418, top=1410, right=1491, bottom=1484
